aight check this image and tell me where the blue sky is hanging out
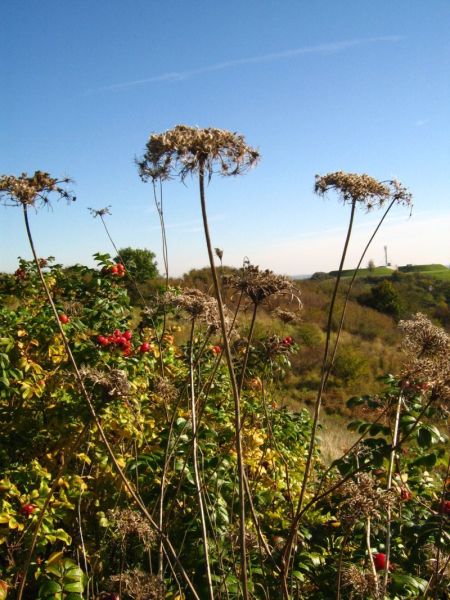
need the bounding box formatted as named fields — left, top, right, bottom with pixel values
left=2, top=0, right=449, bottom=275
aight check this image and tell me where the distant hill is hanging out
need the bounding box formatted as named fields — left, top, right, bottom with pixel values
left=310, top=263, right=450, bottom=281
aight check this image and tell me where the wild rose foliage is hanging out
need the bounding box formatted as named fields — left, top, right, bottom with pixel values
left=0, top=135, right=448, bottom=599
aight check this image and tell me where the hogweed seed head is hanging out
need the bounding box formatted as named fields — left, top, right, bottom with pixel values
left=399, top=313, right=449, bottom=359
left=223, top=263, right=300, bottom=307
left=88, top=206, right=112, bottom=218
left=0, top=171, right=75, bottom=208
left=137, top=124, right=259, bottom=181
left=163, top=288, right=229, bottom=332
left=314, top=171, right=412, bottom=211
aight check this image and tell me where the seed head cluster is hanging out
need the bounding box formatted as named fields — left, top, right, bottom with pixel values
left=272, top=307, right=302, bottom=324
left=314, top=171, right=412, bottom=211
left=79, top=367, right=130, bottom=399
left=399, top=313, right=450, bottom=410
left=108, top=569, right=163, bottom=600
left=163, top=288, right=227, bottom=331
left=341, top=565, right=377, bottom=599
left=399, top=313, right=449, bottom=359
left=337, top=473, right=396, bottom=526
left=223, top=264, right=300, bottom=307
left=137, top=124, right=259, bottom=181
left=108, top=508, right=155, bottom=550
left=0, top=171, right=75, bottom=208
left=153, top=376, right=177, bottom=404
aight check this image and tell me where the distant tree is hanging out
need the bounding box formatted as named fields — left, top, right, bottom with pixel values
left=115, top=247, right=158, bottom=283
left=310, top=271, right=330, bottom=281
left=367, top=259, right=376, bottom=271
left=364, top=279, right=403, bottom=318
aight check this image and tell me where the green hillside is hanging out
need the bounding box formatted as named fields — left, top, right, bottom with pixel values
left=324, top=263, right=450, bottom=280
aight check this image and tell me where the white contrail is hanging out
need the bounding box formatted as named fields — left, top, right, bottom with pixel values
left=86, top=36, right=402, bottom=93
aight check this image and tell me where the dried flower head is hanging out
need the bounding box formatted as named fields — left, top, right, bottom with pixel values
left=314, top=171, right=412, bottom=211
left=108, top=569, right=163, bottom=600
left=399, top=313, right=449, bottom=359
left=399, top=313, right=450, bottom=410
left=223, top=264, right=300, bottom=307
left=108, top=509, right=156, bottom=550
left=137, top=124, right=259, bottom=181
left=341, top=564, right=377, bottom=598
left=272, top=307, right=302, bottom=324
left=338, top=473, right=396, bottom=525
left=88, top=206, right=112, bottom=218
left=79, top=367, right=130, bottom=398
left=153, top=376, right=177, bottom=404
left=61, top=301, right=84, bottom=317
left=163, top=288, right=228, bottom=332
left=0, top=171, right=75, bottom=208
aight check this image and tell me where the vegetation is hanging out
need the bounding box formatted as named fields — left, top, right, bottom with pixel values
left=0, top=131, right=448, bottom=600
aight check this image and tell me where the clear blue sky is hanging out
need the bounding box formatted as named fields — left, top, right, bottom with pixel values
left=2, top=1, right=449, bottom=275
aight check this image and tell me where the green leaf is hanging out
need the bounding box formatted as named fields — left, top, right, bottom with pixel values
left=63, top=581, right=84, bottom=593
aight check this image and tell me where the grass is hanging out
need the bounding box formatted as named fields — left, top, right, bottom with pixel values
left=326, top=263, right=450, bottom=280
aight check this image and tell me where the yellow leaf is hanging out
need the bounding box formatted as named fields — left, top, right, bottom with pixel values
left=46, top=550, right=64, bottom=565
left=76, top=453, right=91, bottom=465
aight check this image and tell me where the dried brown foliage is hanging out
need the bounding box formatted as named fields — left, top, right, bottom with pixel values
left=163, top=288, right=228, bottom=331
left=108, top=509, right=156, bottom=550
left=0, top=171, right=75, bottom=207
left=399, top=313, right=450, bottom=410
left=314, top=171, right=412, bottom=210
left=224, top=264, right=300, bottom=307
left=79, top=367, right=130, bottom=399
left=108, top=569, right=163, bottom=599
left=337, top=473, right=396, bottom=526
left=341, top=564, right=377, bottom=598
left=137, top=124, right=259, bottom=181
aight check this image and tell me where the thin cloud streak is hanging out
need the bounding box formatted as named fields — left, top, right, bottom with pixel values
left=87, top=36, right=402, bottom=93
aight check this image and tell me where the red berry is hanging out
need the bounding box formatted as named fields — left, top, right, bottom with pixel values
left=373, top=553, right=388, bottom=571
left=59, top=314, right=69, bottom=324
left=140, top=342, right=150, bottom=353
left=110, top=265, right=119, bottom=274
left=400, top=489, right=412, bottom=501
left=20, top=503, right=37, bottom=517
left=124, top=330, right=132, bottom=340
left=438, top=500, right=450, bottom=515
left=97, top=335, right=109, bottom=346
left=113, top=329, right=121, bottom=337
left=211, top=345, right=221, bottom=355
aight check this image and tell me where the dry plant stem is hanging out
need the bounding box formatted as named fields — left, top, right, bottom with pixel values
left=282, top=200, right=357, bottom=593
left=324, top=198, right=397, bottom=387
left=238, top=302, right=258, bottom=395
left=99, top=213, right=148, bottom=306
left=336, top=533, right=350, bottom=600
left=21, top=205, right=201, bottom=600
left=366, top=517, right=380, bottom=599
left=198, top=164, right=249, bottom=600
left=382, top=392, right=403, bottom=596
left=153, top=178, right=169, bottom=287
left=189, top=320, right=215, bottom=600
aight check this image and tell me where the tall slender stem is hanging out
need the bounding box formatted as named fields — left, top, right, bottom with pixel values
left=19, top=206, right=200, bottom=600
left=382, top=392, right=403, bottom=596
left=189, top=319, right=215, bottom=600
left=238, top=302, right=258, bottom=396
left=366, top=517, right=380, bottom=599
left=324, top=197, right=397, bottom=388
left=282, top=200, right=357, bottom=596
left=198, top=164, right=249, bottom=600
